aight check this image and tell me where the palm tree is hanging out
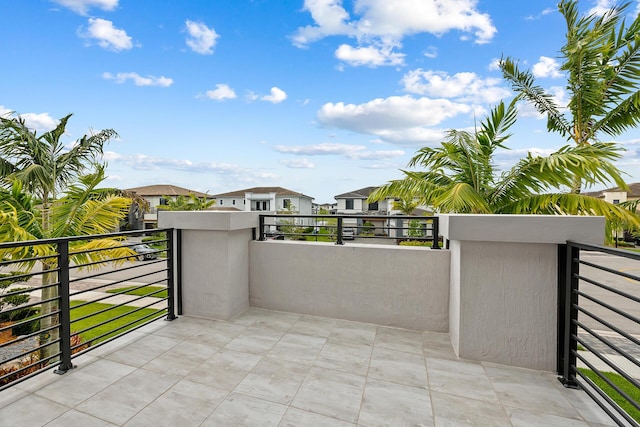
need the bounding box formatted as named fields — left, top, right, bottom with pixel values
left=369, top=100, right=639, bottom=236
left=0, top=165, right=133, bottom=362
left=156, top=193, right=215, bottom=211
left=0, top=112, right=122, bottom=362
left=500, top=0, right=640, bottom=192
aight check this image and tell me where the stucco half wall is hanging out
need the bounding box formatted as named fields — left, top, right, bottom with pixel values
left=249, top=241, right=450, bottom=332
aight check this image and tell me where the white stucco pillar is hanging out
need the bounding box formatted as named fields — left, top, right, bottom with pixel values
left=439, top=214, right=604, bottom=371
left=158, top=211, right=259, bottom=320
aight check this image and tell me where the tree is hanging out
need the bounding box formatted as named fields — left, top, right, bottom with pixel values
left=500, top=0, right=640, bottom=192
left=0, top=113, right=124, bottom=362
left=369, top=100, right=639, bottom=238
left=392, top=198, right=419, bottom=215
left=0, top=166, right=133, bottom=361
left=156, top=193, right=215, bottom=211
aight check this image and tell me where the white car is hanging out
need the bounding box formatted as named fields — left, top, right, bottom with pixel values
left=342, top=227, right=355, bottom=240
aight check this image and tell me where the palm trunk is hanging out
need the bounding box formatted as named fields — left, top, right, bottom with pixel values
left=39, top=261, right=59, bottom=364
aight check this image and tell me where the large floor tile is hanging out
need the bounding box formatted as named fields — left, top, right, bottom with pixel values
left=143, top=340, right=220, bottom=376
left=182, top=320, right=246, bottom=347
left=279, top=407, right=356, bottom=426
left=358, top=378, right=433, bottom=427
left=314, top=340, right=372, bottom=376
left=368, top=346, right=428, bottom=387
left=104, top=334, right=181, bottom=367
left=507, top=406, right=590, bottom=427
left=427, top=358, right=499, bottom=403
left=329, top=320, right=377, bottom=346
left=289, top=315, right=337, bottom=338
left=291, top=366, right=366, bottom=423
left=124, top=379, right=227, bottom=426
left=0, top=394, right=69, bottom=426
left=74, top=368, right=179, bottom=425
left=45, top=409, right=117, bottom=427
left=201, top=392, right=287, bottom=427
left=267, top=333, right=326, bottom=364
left=234, top=356, right=311, bottom=405
left=186, top=349, right=261, bottom=390
left=430, top=390, right=511, bottom=426
left=375, top=326, right=424, bottom=355
left=423, top=332, right=457, bottom=360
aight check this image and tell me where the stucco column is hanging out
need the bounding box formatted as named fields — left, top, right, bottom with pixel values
left=158, top=211, right=259, bottom=320
left=439, top=214, right=604, bottom=371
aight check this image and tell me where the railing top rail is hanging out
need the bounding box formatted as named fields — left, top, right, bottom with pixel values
left=260, top=214, right=437, bottom=220
left=0, top=228, right=173, bottom=250
left=567, top=240, right=640, bottom=261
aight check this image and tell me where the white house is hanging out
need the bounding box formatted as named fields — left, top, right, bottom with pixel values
left=334, top=186, right=394, bottom=214
left=212, top=187, right=314, bottom=214
left=124, top=184, right=213, bottom=229
left=584, top=182, right=640, bottom=205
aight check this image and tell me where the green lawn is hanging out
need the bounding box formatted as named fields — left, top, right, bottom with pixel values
left=304, top=228, right=334, bottom=242
left=578, top=368, right=640, bottom=423
left=70, top=300, right=162, bottom=345
left=106, top=285, right=168, bottom=299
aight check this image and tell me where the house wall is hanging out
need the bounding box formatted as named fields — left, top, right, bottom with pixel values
left=249, top=241, right=450, bottom=331
left=602, top=191, right=627, bottom=204
left=336, top=198, right=364, bottom=213
left=216, top=197, right=245, bottom=209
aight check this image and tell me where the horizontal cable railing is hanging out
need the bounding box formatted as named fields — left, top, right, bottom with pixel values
left=559, top=241, right=640, bottom=426
left=0, top=228, right=177, bottom=391
left=257, top=214, right=441, bottom=249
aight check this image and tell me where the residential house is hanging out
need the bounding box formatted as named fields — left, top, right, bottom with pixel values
left=584, top=182, right=640, bottom=205
left=212, top=186, right=314, bottom=214
left=124, top=184, right=213, bottom=229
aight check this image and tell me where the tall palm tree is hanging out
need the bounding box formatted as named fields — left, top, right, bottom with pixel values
left=0, top=112, right=122, bottom=362
left=369, top=100, right=639, bottom=235
left=0, top=165, right=133, bottom=362
left=500, top=0, right=640, bottom=192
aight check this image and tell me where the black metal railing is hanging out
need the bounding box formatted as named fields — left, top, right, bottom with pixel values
left=559, top=241, right=640, bottom=426
left=257, top=214, right=440, bottom=249
left=0, top=228, right=179, bottom=391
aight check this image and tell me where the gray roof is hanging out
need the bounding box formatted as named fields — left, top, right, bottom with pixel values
left=212, top=186, right=314, bottom=200
left=334, top=186, right=380, bottom=199
left=124, top=184, right=211, bottom=198
left=583, top=183, right=640, bottom=199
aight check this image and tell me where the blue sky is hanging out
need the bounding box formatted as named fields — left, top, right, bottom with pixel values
left=3, top=0, right=640, bottom=203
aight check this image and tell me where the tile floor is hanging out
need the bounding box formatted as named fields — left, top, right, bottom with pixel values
left=0, top=308, right=620, bottom=426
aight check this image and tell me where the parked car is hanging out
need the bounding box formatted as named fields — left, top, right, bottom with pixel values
left=132, top=244, right=158, bottom=260
left=342, top=227, right=355, bottom=240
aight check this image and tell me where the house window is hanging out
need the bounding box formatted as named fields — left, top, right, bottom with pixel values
left=346, top=199, right=354, bottom=209
left=220, top=199, right=223, bottom=205
left=613, top=199, right=620, bottom=204
left=283, top=199, right=291, bottom=209
left=232, top=199, right=236, bottom=205
left=159, top=197, right=169, bottom=206
left=243, top=200, right=246, bottom=205
left=368, top=202, right=378, bottom=211
left=263, top=201, right=269, bottom=211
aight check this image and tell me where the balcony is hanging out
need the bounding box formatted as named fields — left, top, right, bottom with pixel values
left=0, top=212, right=635, bottom=425
left=0, top=308, right=615, bottom=426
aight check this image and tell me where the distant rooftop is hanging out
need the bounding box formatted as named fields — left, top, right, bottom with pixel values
left=124, top=184, right=210, bottom=198
left=213, top=186, right=313, bottom=199
left=583, top=182, right=640, bottom=199
left=334, top=186, right=380, bottom=199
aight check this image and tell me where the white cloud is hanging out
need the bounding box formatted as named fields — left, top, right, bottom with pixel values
left=401, top=69, right=510, bottom=104
left=423, top=46, right=438, bottom=58
left=261, top=87, right=287, bottom=103
left=103, top=72, right=173, bottom=87
left=292, top=0, right=496, bottom=49
left=280, top=158, right=315, bottom=168
left=0, top=106, right=59, bottom=131
left=335, top=43, right=405, bottom=67
left=532, top=56, right=562, bottom=78
left=318, top=96, right=471, bottom=146
left=588, top=0, right=616, bottom=16
left=185, top=20, right=219, bottom=54
left=204, top=84, right=237, bottom=101
left=80, top=18, right=132, bottom=51
left=51, top=0, right=118, bottom=15
left=274, top=142, right=404, bottom=160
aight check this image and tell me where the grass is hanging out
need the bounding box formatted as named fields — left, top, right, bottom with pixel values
left=304, top=228, right=334, bottom=242
left=578, top=368, right=640, bottom=423
left=106, top=285, right=168, bottom=299
left=70, top=300, right=162, bottom=345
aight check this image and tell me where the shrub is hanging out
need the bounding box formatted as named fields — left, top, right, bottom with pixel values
left=362, top=221, right=374, bottom=233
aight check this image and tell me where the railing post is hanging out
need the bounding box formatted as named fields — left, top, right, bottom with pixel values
left=559, top=242, right=579, bottom=388
left=166, top=229, right=177, bottom=321
left=431, top=217, right=440, bottom=249
left=336, top=216, right=344, bottom=245
left=54, top=240, right=74, bottom=374
left=176, top=228, right=183, bottom=316
left=258, top=215, right=265, bottom=241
